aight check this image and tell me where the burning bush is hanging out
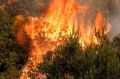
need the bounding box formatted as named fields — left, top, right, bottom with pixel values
left=12, top=0, right=113, bottom=79
left=37, top=37, right=120, bottom=79
left=0, top=0, right=120, bottom=79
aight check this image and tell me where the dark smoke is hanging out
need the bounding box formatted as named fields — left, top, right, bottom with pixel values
left=0, top=0, right=50, bottom=16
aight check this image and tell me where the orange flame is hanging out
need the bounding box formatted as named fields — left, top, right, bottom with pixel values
left=13, top=0, right=110, bottom=79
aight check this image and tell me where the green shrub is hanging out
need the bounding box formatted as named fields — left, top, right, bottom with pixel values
left=36, top=37, right=120, bottom=79
left=0, top=8, right=28, bottom=79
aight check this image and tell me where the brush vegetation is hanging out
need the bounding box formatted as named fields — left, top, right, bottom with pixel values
left=0, top=4, right=120, bottom=79
left=36, top=36, right=120, bottom=79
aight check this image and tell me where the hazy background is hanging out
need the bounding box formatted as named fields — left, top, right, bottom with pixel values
left=111, top=0, right=120, bottom=38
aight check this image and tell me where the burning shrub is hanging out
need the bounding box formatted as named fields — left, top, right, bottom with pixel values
left=36, top=37, right=120, bottom=79
left=13, top=0, right=111, bottom=77
left=0, top=0, right=120, bottom=79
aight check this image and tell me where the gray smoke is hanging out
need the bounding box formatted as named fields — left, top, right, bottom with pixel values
left=79, top=0, right=120, bottom=38
left=110, top=0, right=120, bottom=38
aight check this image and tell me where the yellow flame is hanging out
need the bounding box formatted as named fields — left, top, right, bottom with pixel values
left=13, top=0, right=111, bottom=79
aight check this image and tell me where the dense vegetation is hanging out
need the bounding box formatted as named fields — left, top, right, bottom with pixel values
left=36, top=36, right=120, bottom=79
left=0, top=7, right=28, bottom=79
left=0, top=2, right=120, bottom=79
